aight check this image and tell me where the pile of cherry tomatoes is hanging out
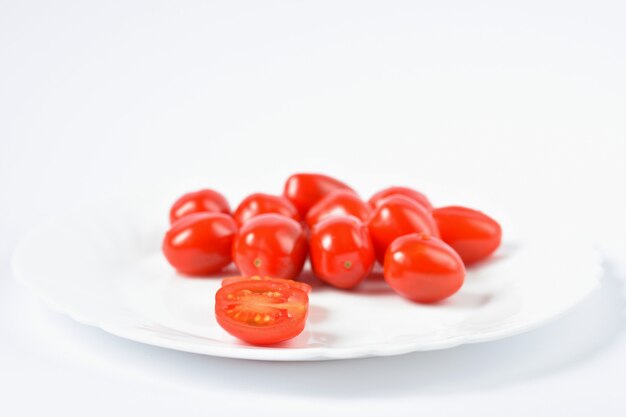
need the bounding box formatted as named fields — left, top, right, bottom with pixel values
left=162, top=173, right=502, bottom=345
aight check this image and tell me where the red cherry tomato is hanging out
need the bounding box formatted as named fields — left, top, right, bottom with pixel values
left=215, top=280, right=309, bottom=345
left=283, top=173, right=355, bottom=218
left=162, top=212, right=237, bottom=275
left=369, top=186, right=433, bottom=211
left=432, top=206, right=502, bottom=265
left=169, top=189, right=230, bottom=224
left=384, top=233, right=465, bottom=303
left=233, top=193, right=300, bottom=226
left=232, top=214, right=308, bottom=279
left=367, top=195, right=439, bottom=263
left=305, top=190, right=371, bottom=229
left=309, top=216, right=375, bottom=289
left=221, top=275, right=312, bottom=294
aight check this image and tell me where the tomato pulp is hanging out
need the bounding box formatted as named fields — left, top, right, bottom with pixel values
left=215, top=280, right=309, bottom=345
left=221, top=275, right=312, bottom=294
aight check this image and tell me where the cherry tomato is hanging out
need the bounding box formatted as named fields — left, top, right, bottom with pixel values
left=309, top=216, right=375, bottom=289
left=368, top=186, right=433, bottom=211
left=306, top=190, right=371, bottom=229
left=232, top=214, right=308, bottom=279
left=162, top=212, right=237, bottom=275
left=233, top=193, right=300, bottom=226
left=215, top=280, right=309, bottom=345
left=283, top=173, right=355, bottom=218
left=367, top=195, right=439, bottom=263
left=221, top=275, right=312, bottom=294
left=169, top=189, right=230, bottom=224
left=384, top=233, right=465, bottom=303
left=432, top=206, right=502, bottom=265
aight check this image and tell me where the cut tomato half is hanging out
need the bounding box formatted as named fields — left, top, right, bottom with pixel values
left=215, top=280, right=309, bottom=345
left=220, top=275, right=312, bottom=294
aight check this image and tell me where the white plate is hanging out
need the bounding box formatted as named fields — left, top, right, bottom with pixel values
left=12, top=195, right=602, bottom=361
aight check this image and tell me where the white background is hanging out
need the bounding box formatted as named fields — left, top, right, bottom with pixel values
left=1, top=1, right=625, bottom=415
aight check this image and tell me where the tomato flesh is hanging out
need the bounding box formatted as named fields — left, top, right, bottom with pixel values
left=215, top=281, right=309, bottom=345
left=221, top=275, right=312, bottom=294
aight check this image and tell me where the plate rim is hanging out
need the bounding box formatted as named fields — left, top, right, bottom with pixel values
left=12, top=213, right=604, bottom=361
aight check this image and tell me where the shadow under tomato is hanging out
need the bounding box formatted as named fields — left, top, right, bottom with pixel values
left=174, top=264, right=241, bottom=279
left=464, top=241, right=520, bottom=271
left=307, top=304, right=330, bottom=325
left=297, top=268, right=326, bottom=290
left=301, top=266, right=394, bottom=295
left=350, top=279, right=396, bottom=296
left=365, top=265, right=385, bottom=280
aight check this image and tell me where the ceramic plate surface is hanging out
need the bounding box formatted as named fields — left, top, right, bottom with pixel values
left=13, top=195, right=602, bottom=361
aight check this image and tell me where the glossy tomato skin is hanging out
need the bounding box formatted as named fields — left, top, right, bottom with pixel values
left=367, top=195, right=439, bottom=264
left=306, top=190, right=371, bottom=229
left=283, top=173, right=355, bottom=218
left=368, top=186, right=433, bottom=211
left=215, top=280, right=309, bottom=345
left=169, top=189, right=230, bottom=224
left=309, top=216, right=375, bottom=289
left=232, top=214, right=308, bottom=279
left=432, top=206, right=502, bottom=265
left=221, top=275, right=312, bottom=294
left=233, top=193, right=300, bottom=226
left=162, top=212, right=238, bottom=275
left=384, top=233, right=465, bottom=303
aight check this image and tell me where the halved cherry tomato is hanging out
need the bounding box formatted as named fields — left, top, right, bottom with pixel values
left=169, top=189, right=230, bottom=224
left=232, top=214, right=308, bottom=279
left=283, top=173, right=355, bottom=217
left=305, top=190, right=371, bottom=229
left=309, top=216, right=375, bottom=289
left=221, top=275, right=312, bottom=294
left=162, top=212, right=237, bottom=275
left=432, top=206, right=502, bottom=265
left=384, top=233, right=465, bottom=303
left=215, top=280, right=309, bottom=345
left=233, top=193, right=300, bottom=226
left=367, top=195, right=439, bottom=263
left=368, top=186, right=433, bottom=211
